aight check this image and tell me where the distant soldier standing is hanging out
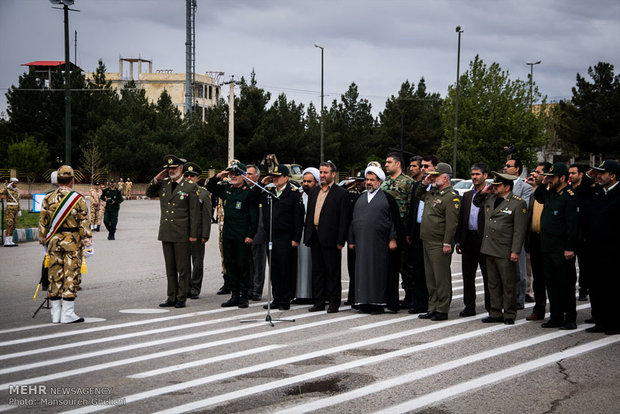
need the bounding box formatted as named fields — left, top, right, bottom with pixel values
left=88, top=182, right=102, bottom=231
left=183, top=163, right=212, bottom=300
left=38, top=165, right=92, bottom=323
left=147, top=155, right=201, bottom=308
left=96, top=182, right=106, bottom=231
left=125, top=178, right=133, bottom=199
left=0, top=177, right=20, bottom=247
left=117, top=178, right=125, bottom=195
left=101, top=179, right=123, bottom=240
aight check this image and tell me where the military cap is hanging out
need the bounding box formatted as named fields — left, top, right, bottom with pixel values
left=57, top=165, right=74, bottom=179
left=10, top=177, right=19, bottom=183
left=162, top=154, right=186, bottom=168
left=428, top=162, right=453, bottom=176
left=109, top=178, right=116, bottom=184
left=355, top=170, right=366, bottom=181
left=225, top=160, right=247, bottom=174
left=268, top=164, right=290, bottom=177
left=592, top=159, right=620, bottom=175
left=94, top=181, right=100, bottom=185
left=490, top=171, right=517, bottom=185
left=542, top=162, right=569, bottom=177
left=183, top=162, right=202, bottom=176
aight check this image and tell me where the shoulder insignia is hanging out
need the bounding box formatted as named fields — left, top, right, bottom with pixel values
left=452, top=197, right=460, bottom=202
left=522, top=208, right=527, bottom=214
left=290, top=186, right=297, bottom=191
left=451, top=190, right=458, bottom=196
left=567, top=189, right=575, bottom=196
left=513, top=195, right=522, bottom=201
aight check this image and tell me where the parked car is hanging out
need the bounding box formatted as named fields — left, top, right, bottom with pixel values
left=453, top=179, right=493, bottom=196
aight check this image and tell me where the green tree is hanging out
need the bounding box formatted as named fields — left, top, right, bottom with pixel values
left=556, top=62, right=620, bottom=158
left=6, top=135, right=49, bottom=193
left=438, top=55, right=547, bottom=177
left=234, top=70, right=271, bottom=165
left=378, top=78, right=443, bottom=161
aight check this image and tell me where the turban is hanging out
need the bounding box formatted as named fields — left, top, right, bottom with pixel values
left=365, top=166, right=386, bottom=182
left=302, top=167, right=320, bottom=184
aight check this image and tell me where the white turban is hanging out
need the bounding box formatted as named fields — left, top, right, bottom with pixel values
left=302, top=167, right=320, bottom=184
left=365, top=166, right=386, bottom=182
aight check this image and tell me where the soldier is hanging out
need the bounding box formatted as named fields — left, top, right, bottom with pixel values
left=535, top=162, right=579, bottom=330
left=416, top=162, right=460, bottom=321
left=146, top=155, right=201, bottom=308
left=381, top=152, right=415, bottom=309
left=473, top=172, right=528, bottom=325
left=206, top=161, right=258, bottom=308
left=101, top=179, right=123, bottom=240
left=96, top=182, right=106, bottom=231
left=117, top=178, right=125, bottom=195
left=258, top=164, right=304, bottom=310
left=38, top=165, right=92, bottom=323
left=88, top=182, right=102, bottom=231
left=125, top=178, right=133, bottom=199
left=183, top=162, right=212, bottom=300
left=0, top=178, right=20, bottom=247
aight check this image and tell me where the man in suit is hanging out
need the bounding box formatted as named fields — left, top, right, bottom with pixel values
left=304, top=161, right=350, bottom=313
left=183, top=162, right=212, bottom=300
left=503, top=158, right=532, bottom=309
left=455, top=163, right=490, bottom=317
left=474, top=172, right=528, bottom=325
left=146, top=155, right=201, bottom=309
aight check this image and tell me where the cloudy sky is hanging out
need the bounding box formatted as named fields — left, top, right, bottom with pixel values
left=1, top=0, right=619, bottom=118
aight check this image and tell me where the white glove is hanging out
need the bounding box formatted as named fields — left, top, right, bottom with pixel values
left=84, top=247, right=95, bottom=258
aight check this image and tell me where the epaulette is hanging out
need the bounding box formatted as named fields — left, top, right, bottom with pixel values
left=513, top=195, right=523, bottom=201
left=290, top=186, right=298, bottom=192
left=567, top=189, right=575, bottom=196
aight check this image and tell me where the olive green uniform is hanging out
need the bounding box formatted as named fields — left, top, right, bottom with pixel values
left=146, top=177, right=201, bottom=304
left=207, top=177, right=258, bottom=295
left=474, top=191, right=528, bottom=320
left=190, top=186, right=212, bottom=296
left=38, top=188, right=92, bottom=299
left=534, top=184, right=579, bottom=325
left=416, top=184, right=460, bottom=314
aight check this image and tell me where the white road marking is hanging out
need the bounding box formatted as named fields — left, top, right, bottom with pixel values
left=375, top=336, right=619, bottom=414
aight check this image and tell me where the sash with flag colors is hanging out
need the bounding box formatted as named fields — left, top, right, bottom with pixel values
left=45, top=191, right=83, bottom=244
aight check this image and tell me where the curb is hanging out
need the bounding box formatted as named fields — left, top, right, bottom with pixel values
left=13, top=227, right=38, bottom=243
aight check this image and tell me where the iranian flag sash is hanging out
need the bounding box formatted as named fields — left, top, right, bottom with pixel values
left=45, top=191, right=82, bottom=244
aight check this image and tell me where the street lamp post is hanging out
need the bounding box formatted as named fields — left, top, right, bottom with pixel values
left=314, top=44, right=324, bottom=163
left=526, top=60, right=542, bottom=110
left=453, top=26, right=464, bottom=176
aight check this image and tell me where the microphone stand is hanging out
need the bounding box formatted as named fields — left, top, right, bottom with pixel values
left=239, top=172, right=295, bottom=327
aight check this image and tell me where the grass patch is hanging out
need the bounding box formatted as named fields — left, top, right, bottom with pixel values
left=16, top=210, right=40, bottom=229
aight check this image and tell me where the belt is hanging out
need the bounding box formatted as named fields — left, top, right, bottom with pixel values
left=59, top=227, right=80, bottom=232
left=7, top=203, right=18, bottom=206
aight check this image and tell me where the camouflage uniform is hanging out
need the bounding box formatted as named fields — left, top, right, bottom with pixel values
left=89, top=187, right=102, bottom=227
left=124, top=180, right=133, bottom=198
left=380, top=173, right=414, bottom=222
left=1, top=183, right=20, bottom=239
left=117, top=179, right=125, bottom=194
left=39, top=187, right=92, bottom=299
left=97, top=185, right=106, bottom=226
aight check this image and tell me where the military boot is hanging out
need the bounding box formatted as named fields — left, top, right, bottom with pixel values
left=60, top=299, right=84, bottom=323
left=50, top=298, right=61, bottom=323
left=238, top=291, right=249, bottom=309
left=221, top=292, right=240, bottom=307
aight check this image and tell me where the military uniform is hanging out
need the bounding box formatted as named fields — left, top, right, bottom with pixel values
left=535, top=162, right=579, bottom=329
left=101, top=183, right=123, bottom=240
left=124, top=179, right=133, bottom=198
left=38, top=165, right=92, bottom=323
left=147, top=156, right=200, bottom=307
left=474, top=180, right=528, bottom=322
left=88, top=186, right=102, bottom=230
left=1, top=179, right=20, bottom=246
left=416, top=163, right=460, bottom=319
left=117, top=179, right=125, bottom=195
left=206, top=163, right=258, bottom=306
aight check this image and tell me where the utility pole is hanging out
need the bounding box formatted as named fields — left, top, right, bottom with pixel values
left=453, top=26, right=464, bottom=176
left=224, top=76, right=241, bottom=165
left=526, top=60, right=542, bottom=110
left=185, top=0, right=196, bottom=117
left=50, top=0, right=79, bottom=166
left=314, top=44, right=324, bottom=162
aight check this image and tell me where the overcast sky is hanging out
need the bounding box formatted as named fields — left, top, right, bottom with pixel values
left=1, top=0, right=619, bottom=118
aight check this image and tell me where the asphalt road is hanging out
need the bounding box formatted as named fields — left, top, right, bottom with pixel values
left=0, top=200, right=618, bottom=413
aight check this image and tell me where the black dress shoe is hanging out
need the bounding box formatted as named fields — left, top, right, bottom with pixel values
left=344, top=300, right=351, bottom=306
left=189, top=293, right=199, bottom=300
left=431, top=312, right=448, bottom=321
left=327, top=307, right=339, bottom=314
left=174, top=301, right=186, bottom=308
left=482, top=316, right=504, bottom=323
left=159, top=300, right=176, bottom=307
left=525, top=295, right=535, bottom=303
left=585, top=325, right=605, bottom=333
left=308, top=305, right=325, bottom=312
left=418, top=311, right=435, bottom=319
left=263, top=301, right=278, bottom=310
left=541, top=320, right=564, bottom=328
left=459, top=309, right=476, bottom=317
left=217, top=285, right=231, bottom=295
left=560, top=322, right=577, bottom=330
left=504, top=318, right=515, bottom=325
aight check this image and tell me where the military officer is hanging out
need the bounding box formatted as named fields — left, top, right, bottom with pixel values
left=206, top=161, right=258, bottom=308
left=1, top=177, right=20, bottom=246
left=88, top=182, right=102, bottom=231
left=415, top=162, right=460, bottom=321
left=38, top=165, right=92, bottom=323
left=473, top=172, right=528, bottom=324
left=101, top=179, right=123, bottom=240
left=125, top=178, right=133, bottom=198
left=183, top=162, right=212, bottom=299
left=259, top=164, right=304, bottom=310
left=146, top=155, right=201, bottom=308
left=534, top=162, right=579, bottom=330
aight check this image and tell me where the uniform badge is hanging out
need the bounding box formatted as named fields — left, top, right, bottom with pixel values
left=522, top=208, right=527, bottom=213
left=235, top=201, right=242, bottom=209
